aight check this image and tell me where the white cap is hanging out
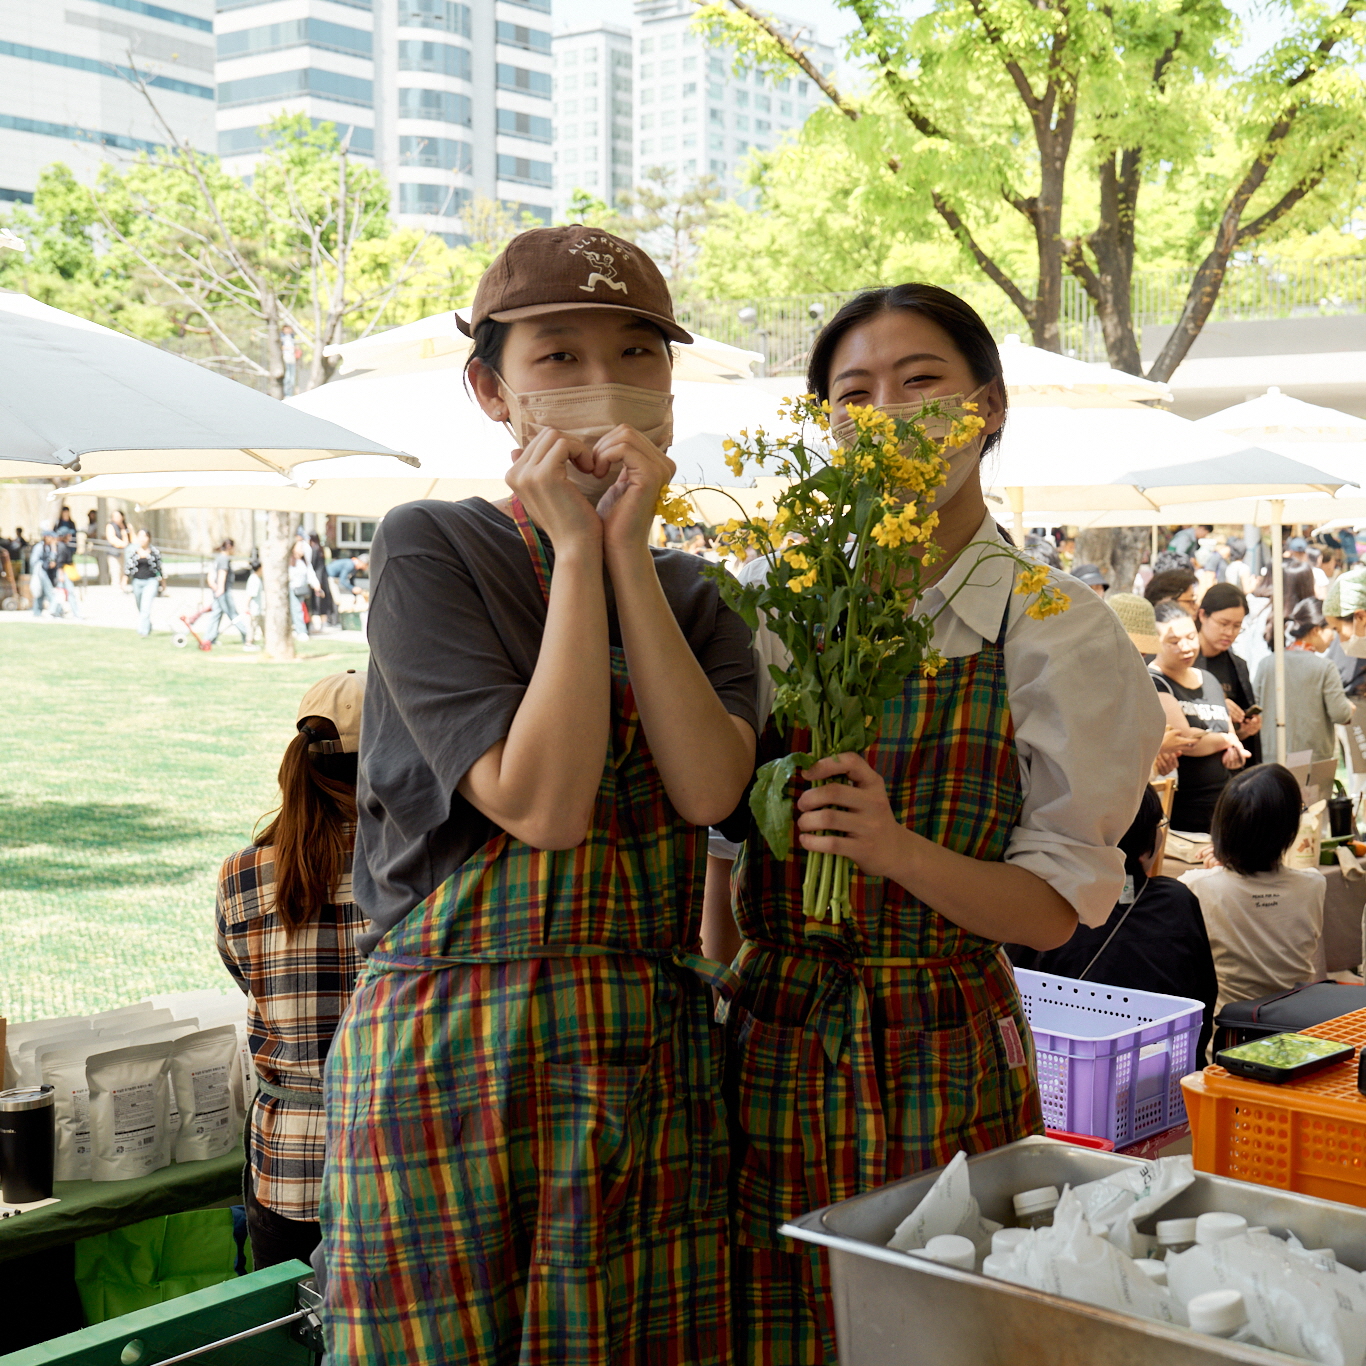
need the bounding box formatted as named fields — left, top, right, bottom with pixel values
left=1013, top=1185, right=1061, bottom=1219
left=981, top=1254, right=1009, bottom=1279
left=1133, top=1258, right=1168, bottom=1286
left=1195, top=1212, right=1248, bottom=1246
left=919, top=1234, right=977, bottom=1270
left=1156, top=1217, right=1198, bottom=1246
left=992, top=1227, right=1030, bottom=1257
left=1188, top=1289, right=1249, bottom=1336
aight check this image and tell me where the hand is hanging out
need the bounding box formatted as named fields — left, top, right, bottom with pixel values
left=506, top=427, right=604, bottom=553
left=1221, top=736, right=1250, bottom=769
left=1154, top=749, right=1179, bottom=776
left=1237, top=712, right=1263, bottom=739
left=1201, top=845, right=1222, bottom=869
left=795, top=752, right=911, bottom=881
left=1224, top=698, right=1245, bottom=726
left=595, top=424, right=675, bottom=558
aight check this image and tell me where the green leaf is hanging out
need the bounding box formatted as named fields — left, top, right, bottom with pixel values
left=749, top=751, right=814, bottom=861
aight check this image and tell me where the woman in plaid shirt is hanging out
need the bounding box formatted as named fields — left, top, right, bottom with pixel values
left=216, top=670, right=367, bottom=1269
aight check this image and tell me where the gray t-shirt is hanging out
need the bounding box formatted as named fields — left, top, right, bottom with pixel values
left=355, top=498, right=758, bottom=954
left=1253, top=648, right=1354, bottom=763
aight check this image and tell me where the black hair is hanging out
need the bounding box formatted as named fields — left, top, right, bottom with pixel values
left=1120, top=784, right=1164, bottom=876
left=1289, top=595, right=1328, bottom=639
left=1153, top=601, right=1190, bottom=626
left=1226, top=536, right=1246, bottom=559
left=1024, top=533, right=1062, bottom=570
left=804, top=284, right=1007, bottom=457
left=1211, top=764, right=1302, bottom=877
left=1197, top=583, right=1248, bottom=620
left=1145, top=568, right=1197, bottom=607
left=1152, top=549, right=1193, bottom=573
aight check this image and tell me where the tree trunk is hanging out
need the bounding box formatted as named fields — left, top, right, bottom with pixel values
left=1076, top=526, right=1149, bottom=598
left=263, top=510, right=295, bottom=661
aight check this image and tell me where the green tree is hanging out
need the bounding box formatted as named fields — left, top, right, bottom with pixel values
left=697, top=0, right=1366, bottom=377
left=604, top=168, right=725, bottom=286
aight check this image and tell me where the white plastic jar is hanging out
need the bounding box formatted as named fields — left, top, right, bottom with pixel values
left=1195, top=1212, right=1249, bottom=1246
left=911, top=1234, right=977, bottom=1271
left=1188, top=1289, right=1261, bottom=1344
left=1155, top=1217, right=1198, bottom=1257
left=1013, top=1185, right=1060, bottom=1229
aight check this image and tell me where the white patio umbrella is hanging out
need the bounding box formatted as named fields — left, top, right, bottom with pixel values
left=327, top=311, right=764, bottom=385
left=997, top=334, right=1172, bottom=403
left=1195, top=387, right=1366, bottom=444
left=0, top=291, right=416, bottom=477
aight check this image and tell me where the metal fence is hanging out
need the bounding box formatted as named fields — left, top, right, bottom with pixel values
left=675, top=257, right=1366, bottom=375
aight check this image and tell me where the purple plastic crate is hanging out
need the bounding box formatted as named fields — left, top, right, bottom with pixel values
left=1014, top=969, right=1204, bottom=1148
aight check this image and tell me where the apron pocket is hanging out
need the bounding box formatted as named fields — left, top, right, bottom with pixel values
left=533, top=1061, right=647, bottom=1268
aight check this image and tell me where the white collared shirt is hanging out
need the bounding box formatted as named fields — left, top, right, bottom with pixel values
left=716, top=512, right=1165, bottom=928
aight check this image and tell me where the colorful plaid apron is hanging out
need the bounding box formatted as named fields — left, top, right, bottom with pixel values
left=727, top=602, right=1044, bottom=1364
left=320, top=500, right=734, bottom=1366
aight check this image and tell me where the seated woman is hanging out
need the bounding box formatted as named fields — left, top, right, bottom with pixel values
left=1008, top=785, right=1218, bottom=1061
left=1180, top=764, right=1325, bottom=1015
left=1149, top=601, right=1250, bottom=833
left=216, top=670, right=367, bottom=1269
left=1255, top=596, right=1355, bottom=762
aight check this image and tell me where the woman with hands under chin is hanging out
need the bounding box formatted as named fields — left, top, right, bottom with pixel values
left=319, top=227, right=757, bottom=1366
left=710, top=285, right=1164, bottom=1364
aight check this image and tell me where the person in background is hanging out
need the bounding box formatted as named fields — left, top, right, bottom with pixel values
left=1257, top=564, right=1317, bottom=650
left=1180, top=764, right=1324, bottom=1015
left=28, top=529, right=64, bottom=619
left=1070, top=563, right=1108, bottom=597
left=325, top=552, right=368, bottom=597
left=1024, top=533, right=1062, bottom=570
left=1306, top=546, right=1330, bottom=598
left=308, top=532, right=335, bottom=629
left=203, top=538, right=253, bottom=646
left=1325, top=567, right=1366, bottom=657
left=105, top=509, right=131, bottom=593
left=1218, top=538, right=1256, bottom=594
left=54, top=505, right=77, bottom=538
left=1167, top=525, right=1201, bottom=559
left=6, top=527, right=27, bottom=562
left=125, top=528, right=163, bottom=638
left=288, top=539, right=320, bottom=640
left=1285, top=536, right=1309, bottom=570
left=281, top=323, right=299, bottom=398
left=217, top=670, right=367, bottom=1269
left=1008, top=785, right=1218, bottom=1062
left=1153, top=548, right=1195, bottom=573
left=1195, top=583, right=1262, bottom=766
left=1107, top=592, right=1199, bottom=775
left=245, top=553, right=266, bottom=642
left=1144, top=567, right=1198, bottom=615
left=51, top=528, right=82, bottom=619
left=1150, top=602, right=1249, bottom=832
left=82, top=508, right=98, bottom=554
left=1255, top=597, right=1355, bottom=762
left=1342, top=527, right=1359, bottom=568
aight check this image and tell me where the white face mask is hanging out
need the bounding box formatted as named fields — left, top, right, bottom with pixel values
left=828, top=385, right=990, bottom=509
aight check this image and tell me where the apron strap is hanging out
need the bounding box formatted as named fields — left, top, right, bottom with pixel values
left=256, top=1077, right=324, bottom=1106
left=509, top=496, right=553, bottom=604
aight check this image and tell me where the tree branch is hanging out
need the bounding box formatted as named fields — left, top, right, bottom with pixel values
left=721, top=0, right=862, bottom=119
left=932, top=191, right=1035, bottom=323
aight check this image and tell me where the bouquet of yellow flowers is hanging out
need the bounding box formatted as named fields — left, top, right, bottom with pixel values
left=660, top=394, right=1070, bottom=924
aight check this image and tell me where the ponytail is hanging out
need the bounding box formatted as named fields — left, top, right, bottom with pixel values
left=254, top=727, right=357, bottom=931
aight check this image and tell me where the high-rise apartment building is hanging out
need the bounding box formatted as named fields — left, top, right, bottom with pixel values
left=0, top=0, right=217, bottom=206
left=550, top=24, right=632, bottom=220
left=215, top=0, right=554, bottom=244
left=630, top=0, right=831, bottom=200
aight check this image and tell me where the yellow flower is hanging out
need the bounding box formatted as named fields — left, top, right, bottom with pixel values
left=789, top=568, right=820, bottom=592
left=1014, top=563, right=1050, bottom=596
left=920, top=649, right=945, bottom=678
left=1025, top=589, right=1071, bottom=621
left=783, top=548, right=811, bottom=571
left=655, top=487, right=695, bottom=526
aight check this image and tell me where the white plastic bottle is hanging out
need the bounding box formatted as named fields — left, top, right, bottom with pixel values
left=1187, top=1289, right=1263, bottom=1345
left=1013, top=1185, right=1061, bottom=1229
left=1133, top=1257, right=1168, bottom=1287
left=911, top=1234, right=977, bottom=1270
left=1195, top=1212, right=1249, bottom=1246
left=1155, top=1217, right=1197, bottom=1257
left=991, top=1227, right=1030, bottom=1258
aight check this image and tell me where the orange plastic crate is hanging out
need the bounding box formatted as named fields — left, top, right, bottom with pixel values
left=1183, top=1007, right=1366, bottom=1205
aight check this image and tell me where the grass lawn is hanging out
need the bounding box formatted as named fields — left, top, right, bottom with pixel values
left=1, top=622, right=370, bottom=1022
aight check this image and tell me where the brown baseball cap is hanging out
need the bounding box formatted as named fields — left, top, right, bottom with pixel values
left=456, top=225, right=692, bottom=344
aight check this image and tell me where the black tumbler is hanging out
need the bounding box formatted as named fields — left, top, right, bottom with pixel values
left=0, top=1085, right=55, bottom=1204
left=1329, top=791, right=1356, bottom=839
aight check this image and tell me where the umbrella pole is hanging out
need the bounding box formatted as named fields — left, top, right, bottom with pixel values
left=1271, top=503, right=1286, bottom=765
left=1008, top=487, right=1026, bottom=548
left=1151, top=525, right=1159, bottom=564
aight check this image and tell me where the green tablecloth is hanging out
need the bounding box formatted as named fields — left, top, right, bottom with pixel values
left=0, top=1143, right=244, bottom=1262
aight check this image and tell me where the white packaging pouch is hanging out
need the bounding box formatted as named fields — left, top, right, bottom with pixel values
left=146, top=989, right=235, bottom=1018
left=36, top=1044, right=98, bottom=1181
left=993, top=1189, right=1186, bottom=1327
left=87, top=1040, right=173, bottom=1181
left=1167, top=1231, right=1366, bottom=1365
left=14, top=1029, right=99, bottom=1088
left=887, top=1151, right=1003, bottom=1258
left=169, top=1026, right=240, bottom=1163
left=1069, top=1155, right=1196, bottom=1258
left=5, top=1019, right=93, bottom=1087
left=88, top=1005, right=171, bottom=1031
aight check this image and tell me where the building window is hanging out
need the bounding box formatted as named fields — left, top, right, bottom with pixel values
left=497, top=108, right=552, bottom=142
left=709, top=107, right=723, bottom=125
left=756, top=93, right=771, bottom=112
left=640, top=113, right=654, bottom=129
left=682, top=81, right=696, bottom=96
left=661, top=32, right=676, bottom=49
left=613, top=75, right=631, bottom=93
left=681, top=134, right=695, bottom=148
left=398, top=40, right=472, bottom=79
left=561, top=48, right=578, bottom=66
left=640, top=37, right=654, bottom=52
left=707, top=81, right=723, bottom=99
left=734, top=138, right=748, bottom=153
left=218, top=68, right=372, bottom=109
left=398, top=87, right=472, bottom=124
left=220, top=119, right=373, bottom=155
left=611, top=145, right=631, bottom=164
left=681, top=107, right=696, bottom=123
left=710, top=158, right=725, bottom=174
left=708, top=56, right=724, bottom=75
left=611, top=49, right=630, bottom=67
left=660, top=59, right=675, bottom=76
left=398, top=134, right=471, bottom=170
left=399, top=182, right=471, bottom=216
left=797, top=81, right=809, bottom=96
left=641, top=139, right=654, bottom=154
left=583, top=46, right=598, bottom=61
left=396, top=0, right=470, bottom=36
left=496, top=21, right=551, bottom=54
left=580, top=119, right=598, bottom=136
left=734, top=89, right=749, bottom=108
left=217, top=19, right=371, bottom=59
left=734, top=114, right=748, bottom=131
left=660, top=135, right=675, bottom=151
left=708, top=132, right=723, bottom=150
left=683, top=157, right=696, bottom=173
left=583, top=96, right=598, bottom=112
left=640, top=87, right=654, bottom=104
left=496, top=65, right=552, bottom=98
left=777, top=77, right=791, bottom=91
left=501, top=0, right=549, bottom=11
left=779, top=100, right=792, bottom=116
left=639, top=62, right=654, bottom=79
left=497, top=153, right=552, bottom=186
left=682, top=55, right=697, bottom=72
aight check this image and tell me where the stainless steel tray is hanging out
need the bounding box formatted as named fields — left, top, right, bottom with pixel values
left=782, top=1136, right=1366, bottom=1365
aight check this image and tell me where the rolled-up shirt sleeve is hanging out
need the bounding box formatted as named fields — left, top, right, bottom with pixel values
left=1003, top=582, right=1166, bottom=927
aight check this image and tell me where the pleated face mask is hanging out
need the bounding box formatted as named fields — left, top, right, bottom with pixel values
left=829, top=386, right=990, bottom=509
left=500, top=382, right=675, bottom=453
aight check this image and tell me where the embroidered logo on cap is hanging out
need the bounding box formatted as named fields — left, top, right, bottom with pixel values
left=569, top=235, right=631, bottom=295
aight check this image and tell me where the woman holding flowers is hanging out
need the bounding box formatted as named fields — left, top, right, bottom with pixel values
left=320, top=226, right=757, bottom=1365
left=712, top=284, right=1164, bottom=1362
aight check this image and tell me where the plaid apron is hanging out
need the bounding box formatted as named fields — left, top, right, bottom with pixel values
left=727, top=601, right=1044, bottom=1364
left=320, top=500, right=734, bottom=1366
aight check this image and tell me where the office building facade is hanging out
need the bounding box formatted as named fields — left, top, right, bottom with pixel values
left=550, top=24, right=632, bottom=220
left=0, top=0, right=217, bottom=205
left=215, top=0, right=554, bottom=244
left=629, top=0, right=831, bottom=201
